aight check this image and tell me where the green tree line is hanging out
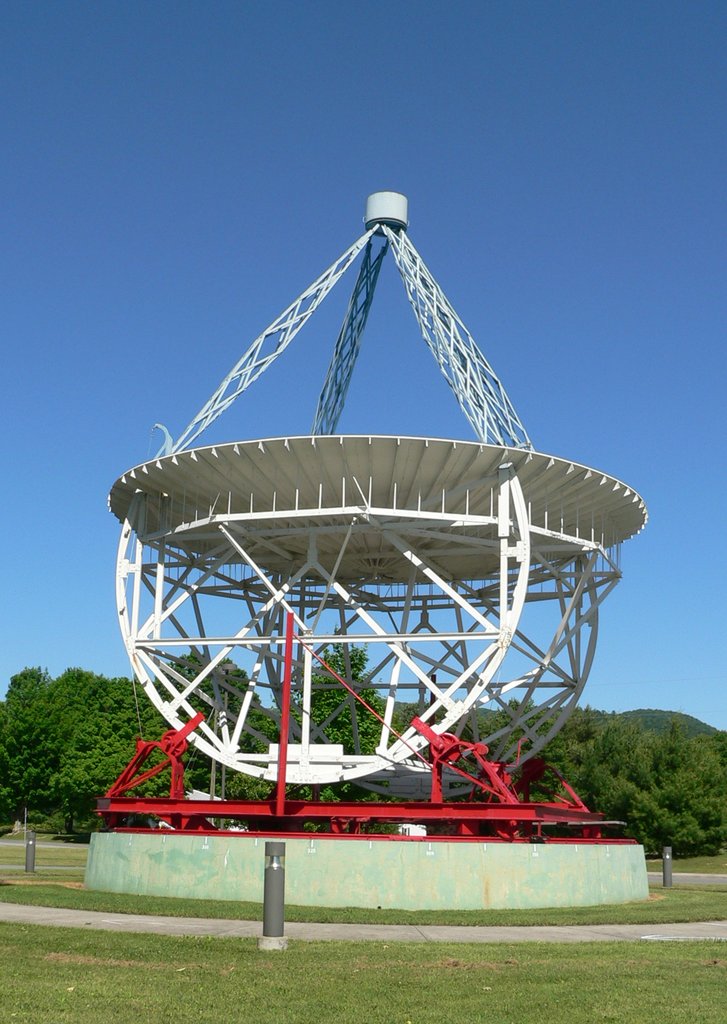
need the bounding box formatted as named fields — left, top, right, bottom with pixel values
left=1, top=665, right=725, bottom=855
left=0, top=667, right=201, bottom=833
left=544, top=707, right=727, bottom=856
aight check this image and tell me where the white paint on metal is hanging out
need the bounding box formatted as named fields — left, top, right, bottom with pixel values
left=155, top=194, right=531, bottom=452
left=112, top=194, right=647, bottom=793
left=112, top=435, right=644, bottom=793
left=364, top=191, right=409, bottom=231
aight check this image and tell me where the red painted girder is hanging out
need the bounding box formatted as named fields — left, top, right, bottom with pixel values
left=97, top=796, right=605, bottom=824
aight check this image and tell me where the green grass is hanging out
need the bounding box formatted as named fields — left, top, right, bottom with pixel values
left=0, top=870, right=87, bottom=884
left=646, top=853, right=727, bottom=874
left=0, top=841, right=88, bottom=869
left=2, top=879, right=726, bottom=926
left=0, top=838, right=87, bottom=882
left=0, top=922, right=724, bottom=1024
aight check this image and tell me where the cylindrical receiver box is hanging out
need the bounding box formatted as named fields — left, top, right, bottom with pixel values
left=365, top=191, right=409, bottom=231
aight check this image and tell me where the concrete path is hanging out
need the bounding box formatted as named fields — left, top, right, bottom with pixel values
left=0, top=864, right=80, bottom=872
left=1, top=901, right=726, bottom=943
left=0, top=840, right=87, bottom=854
left=0, top=839, right=77, bottom=849
left=647, top=871, right=727, bottom=886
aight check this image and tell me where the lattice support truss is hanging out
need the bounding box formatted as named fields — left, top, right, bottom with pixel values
left=311, top=239, right=388, bottom=434
left=156, top=214, right=531, bottom=454
left=115, top=464, right=619, bottom=796
left=161, top=227, right=377, bottom=456
left=382, top=225, right=532, bottom=449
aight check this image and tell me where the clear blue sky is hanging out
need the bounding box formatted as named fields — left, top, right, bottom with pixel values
left=2, top=2, right=725, bottom=728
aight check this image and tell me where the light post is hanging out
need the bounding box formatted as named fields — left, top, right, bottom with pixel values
left=258, top=841, right=287, bottom=951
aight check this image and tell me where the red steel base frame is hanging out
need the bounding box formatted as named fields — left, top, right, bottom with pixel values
left=97, top=718, right=632, bottom=843
left=96, top=794, right=633, bottom=843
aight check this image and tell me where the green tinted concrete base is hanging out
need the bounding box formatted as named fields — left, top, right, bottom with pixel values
left=86, top=833, right=648, bottom=910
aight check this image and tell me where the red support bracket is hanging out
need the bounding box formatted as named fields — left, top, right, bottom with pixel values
left=513, top=756, right=590, bottom=811
left=97, top=650, right=608, bottom=840
left=105, top=711, right=206, bottom=800
left=411, top=716, right=519, bottom=804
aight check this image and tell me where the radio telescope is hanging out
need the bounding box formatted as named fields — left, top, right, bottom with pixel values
left=110, top=192, right=646, bottom=799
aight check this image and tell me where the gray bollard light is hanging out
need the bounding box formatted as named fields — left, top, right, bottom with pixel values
left=25, top=830, right=36, bottom=873
left=662, top=845, right=672, bottom=888
left=258, top=841, right=288, bottom=951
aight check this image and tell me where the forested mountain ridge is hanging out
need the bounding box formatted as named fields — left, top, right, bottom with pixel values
left=601, top=708, right=718, bottom=737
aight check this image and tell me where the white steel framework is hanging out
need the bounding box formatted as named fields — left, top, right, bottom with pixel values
left=112, top=436, right=645, bottom=794
left=112, top=195, right=646, bottom=790
left=156, top=194, right=531, bottom=456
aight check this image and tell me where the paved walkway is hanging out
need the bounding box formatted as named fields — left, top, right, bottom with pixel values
left=0, top=902, right=726, bottom=943
left=0, top=839, right=77, bottom=849
left=646, top=871, right=727, bottom=886
left=0, top=864, right=79, bottom=871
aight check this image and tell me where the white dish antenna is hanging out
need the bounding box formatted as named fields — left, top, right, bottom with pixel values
left=112, top=195, right=645, bottom=795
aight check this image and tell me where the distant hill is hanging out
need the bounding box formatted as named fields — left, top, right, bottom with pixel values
left=591, top=707, right=718, bottom=738
left=394, top=701, right=720, bottom=739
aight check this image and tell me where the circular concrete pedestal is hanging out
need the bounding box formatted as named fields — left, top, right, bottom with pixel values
left=85, top=833, right=648, bottom=910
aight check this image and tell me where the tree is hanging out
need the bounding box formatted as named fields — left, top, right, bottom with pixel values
left=47, top=668, right=168, bottom=831
left=0, top=702, right=13, bottom=822
left=0, top=666, right=172, bottom=831
left=645, top=722, right=726, bottom=856
left=2, top=667, right=56, bottom=821
left=306, top=645, right=385, bottom=753
left=544, top=713, right=727, bottom=855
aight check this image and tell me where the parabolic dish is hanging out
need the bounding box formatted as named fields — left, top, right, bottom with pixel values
left=108, top=189, right=649, bottom=792
left=110, top=435, right=646, bottom=575
left=110, top=435, right=646, bottom=786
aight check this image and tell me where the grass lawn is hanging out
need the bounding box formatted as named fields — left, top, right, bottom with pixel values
left=0, top=922, right=724, bottom=1024
left=2, top=878, right=726, bottom=927
left=0, top=841, right=88, bottom=870
left=645, top=853, right=727, bottom=874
